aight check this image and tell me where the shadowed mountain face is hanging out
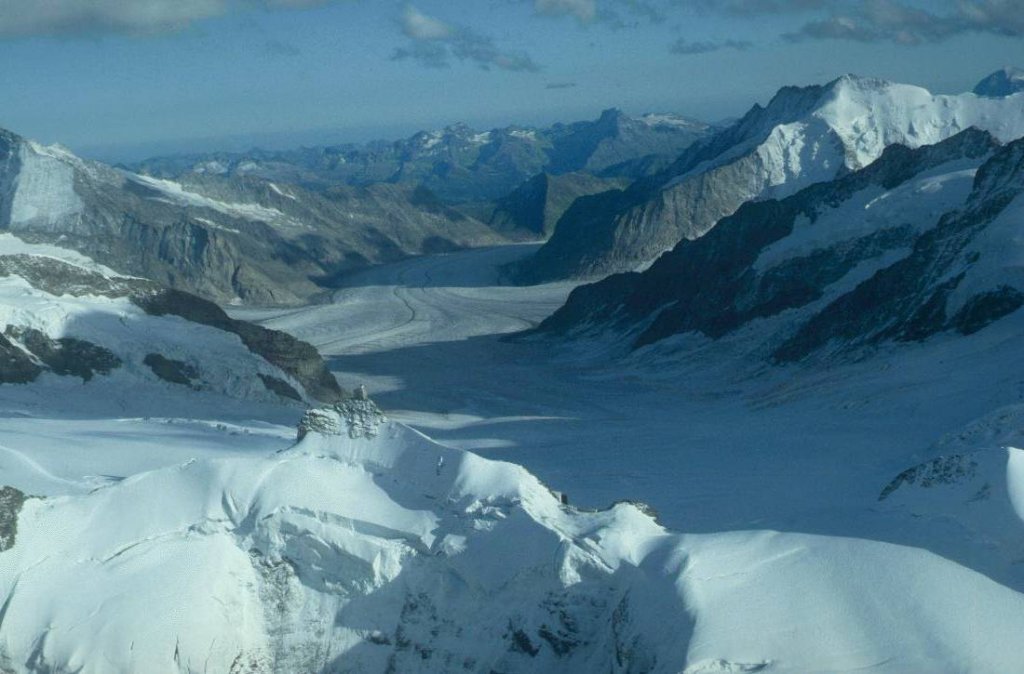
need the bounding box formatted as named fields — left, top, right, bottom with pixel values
left=128, top=109, right=711, bottom=204
left=487, top=172, right=630, bottom=241
left=974, top=67, right=1024, bottom=97
left=0, top=128, right=503, bottom=306
left=537, top=129, right=1024, bottom=362
left=513, top=75, right=1024, bottom=285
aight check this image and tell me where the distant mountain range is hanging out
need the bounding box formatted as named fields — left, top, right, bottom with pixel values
left=128, top=109, right=712, bottom=204
left=513, top=71, right=1024, bottom=284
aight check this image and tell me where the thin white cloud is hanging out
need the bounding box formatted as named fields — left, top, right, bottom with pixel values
left=787, top=0, right=1024, bottom=44
left=0, top=0, right=333, bottom=38
left=400, top=4, right=455, bottom=40
left=393, top=4, right=541, bottom=72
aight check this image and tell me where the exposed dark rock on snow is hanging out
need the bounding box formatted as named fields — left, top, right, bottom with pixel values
left=879, top=455, right=980, bottom=501
left=973, top=67, right=1024, bottom=97
left=537, top=129, right=1024, bottom=361
left=5, top=326, right=121, bottom=382
left=134, top=289, right=342, bottom=402
left=0, top=486, right=27, bottom=552
left=258, top=373, right=303, bottom=401
left=774, top=135, right=1024, bottom=361
left=143, top=353, right=200, bottom=387
left=0, top=253, right=341, bottom=401
left=514, top=75, right=1024, bottom=284
left=0, top=334, right=42, bottom=384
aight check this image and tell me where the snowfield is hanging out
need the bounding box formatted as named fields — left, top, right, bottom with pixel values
left=3, top=411, right=1024, bottom=673
left=228, top=244, right=1024, bottom=669
left=1, top=240, right=1023, bottom=669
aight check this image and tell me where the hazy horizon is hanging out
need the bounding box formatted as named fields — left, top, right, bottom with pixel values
left=1, top=1, right=1022, bottom=162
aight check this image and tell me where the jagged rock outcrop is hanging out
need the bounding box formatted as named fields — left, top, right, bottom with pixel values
left=297, top=397, right=388, bottom=441
left=537, top=130, right=1024, bottom=362
left=515, top=75, right=1024, bottom=284
left=0, top=486, right=27, bottom=552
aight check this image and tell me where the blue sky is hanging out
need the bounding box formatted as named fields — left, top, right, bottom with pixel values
left=0, top=0, right=1021, bottom=161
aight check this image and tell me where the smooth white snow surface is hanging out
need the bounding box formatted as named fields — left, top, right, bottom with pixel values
left=4, top=415, right=1024, bottom=673
left=3, top=242, right=1024, bottom=670
left=667, top=76, right=1024, bottom=201
left=236, top=245, right=1024, bottom=584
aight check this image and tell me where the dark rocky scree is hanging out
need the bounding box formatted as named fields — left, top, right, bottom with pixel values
left=537, top=129, right=1024, bottom=361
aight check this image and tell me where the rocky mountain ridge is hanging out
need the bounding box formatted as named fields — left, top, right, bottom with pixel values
left=536, top=129, right=1024, bottom=363
left=128, top=109, right=711, bottom=204
left=514, top=72, right=1024, bottom=284
left=0, top=129, right=501, bottom=305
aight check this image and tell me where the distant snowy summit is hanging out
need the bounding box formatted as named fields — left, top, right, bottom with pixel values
left=514, top=72, right=1024, bottom=284
left=974, top=66, right=1024, bottom=97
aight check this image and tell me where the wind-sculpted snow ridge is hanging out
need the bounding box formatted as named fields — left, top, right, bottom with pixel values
left=0, top=241, right=340, bottom=403
left=515, top=73, right=1024, bottom=283
left=536, top=129, right=1024, bottom=363
left=1, top=404, right=1023, bottom=673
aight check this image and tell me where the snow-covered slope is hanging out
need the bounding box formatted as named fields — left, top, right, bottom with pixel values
left=516, top=73, right=1024, bottom=283
left=0, top=237, right=341, bottom=403
left=2, top=401, right=1023, bottom=673
left=537, top=128, right=1024, bottom=364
